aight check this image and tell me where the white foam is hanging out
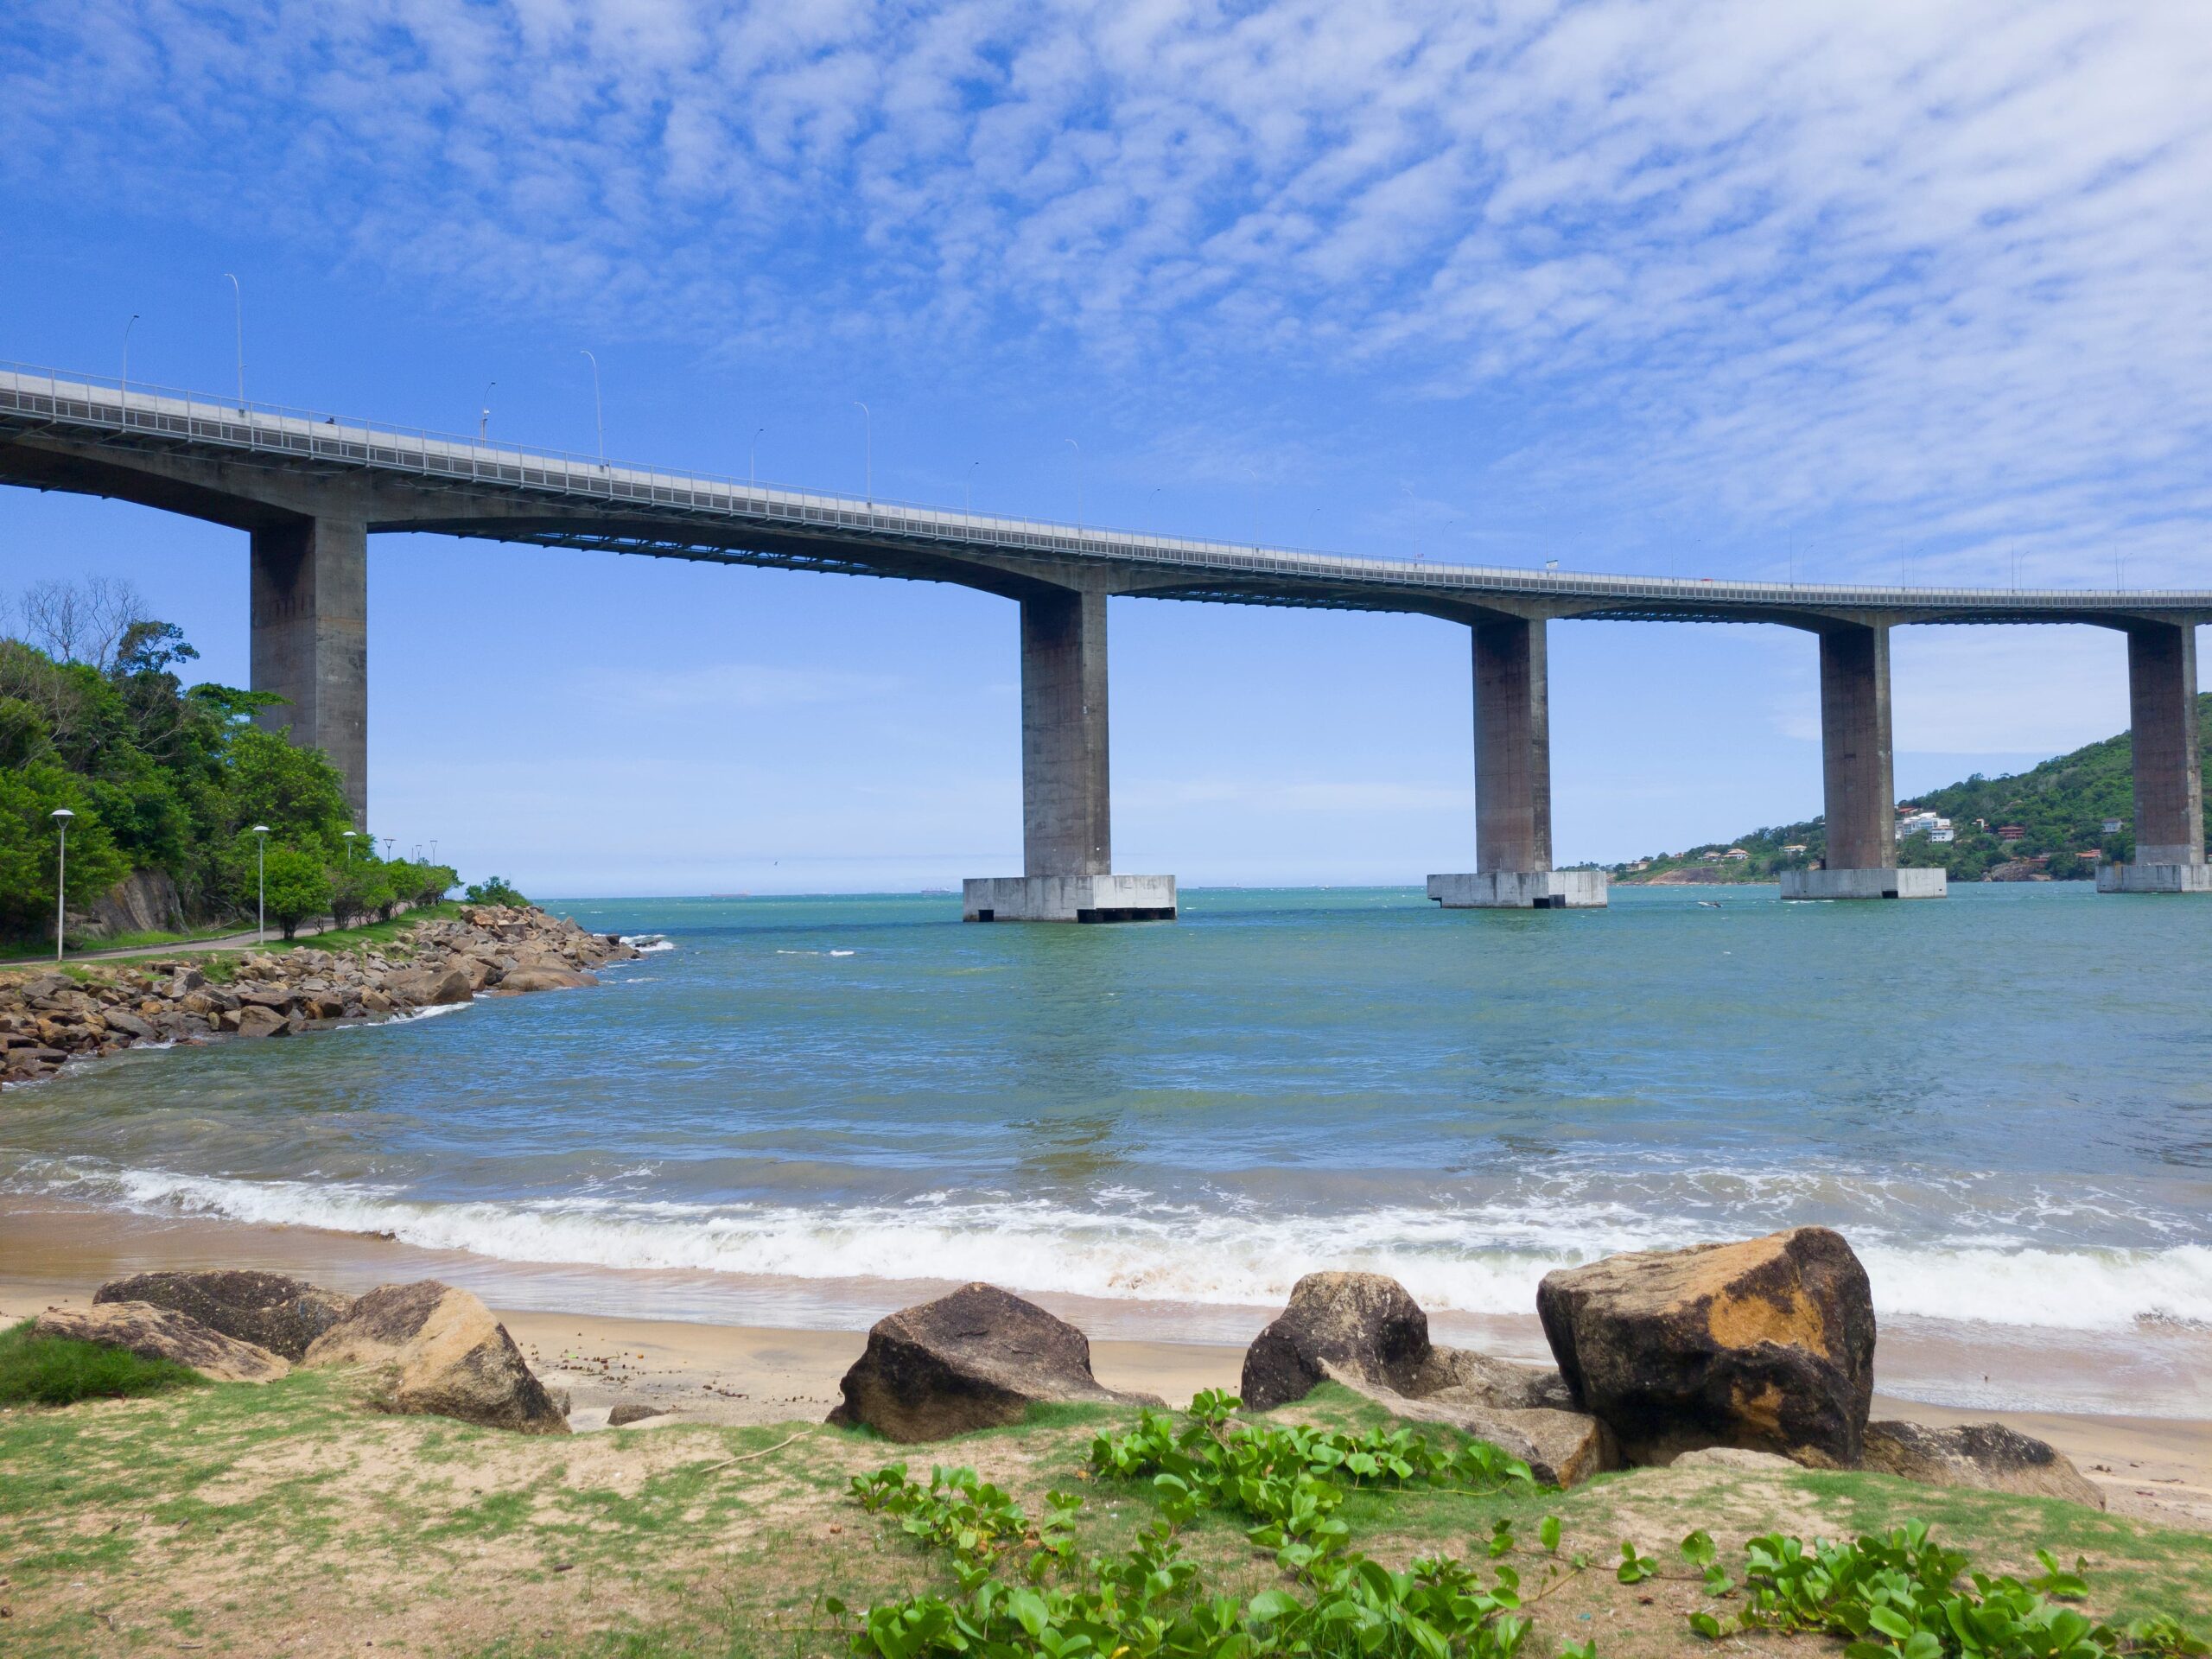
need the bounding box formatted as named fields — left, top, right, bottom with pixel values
left=29, top=1164, right=2212, bottom=1335
left=620, top=935, right=676, bottom=953
left=373, top=1001, right=473, bottom=1026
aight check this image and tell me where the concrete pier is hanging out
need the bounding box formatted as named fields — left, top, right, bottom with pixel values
left=1785, top=622, right=1943, bottom=900
left=2099, top=621, right=2208, bottom=893
left=250, top=518, right=368, bottom=828
left=1429, top=616, right=1608, bottom=909
left=965, top=588, right=1175, bottom=922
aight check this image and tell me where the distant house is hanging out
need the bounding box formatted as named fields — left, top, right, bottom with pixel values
left=1997, top=824, right=2026, bottom=842
left=1782, top=842, right=1808, bottom=855
left=2102, top=818, right=2124, bottom=835
left=1896, top=810, right=1942, bottom=838
left=1629, top=860, right=1651, bottom=872
left=1723, top=848, right=1750, bottom=861
left=1929, top=826, right=1955, bottom=844
left=1700, top=849, right=1725, bottom=861
left=2080, top=847, right=2102, bottom=861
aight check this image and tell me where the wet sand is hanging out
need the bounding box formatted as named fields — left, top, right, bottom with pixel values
left=4, top=1199, right=2207, bottom=1529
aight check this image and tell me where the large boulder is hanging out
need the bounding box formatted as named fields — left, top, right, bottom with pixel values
left=1536, top=1228, right=1876, bottom=1468
left=392, top=966, right=473, bottom=1007
left=1241, top=1272, right=1433, bottom=1410
left=35, top=1302, right=289, bottom=1382
left=1862, top=1421, right=2105, bottom=1509
left=303, top=1280, right=567, bottom=1434
left=95, top=1270, right=353, bottom=1363
left=828, top=1283, right=1151, bottom=1442
left=497, top=967, right=598, bottom=994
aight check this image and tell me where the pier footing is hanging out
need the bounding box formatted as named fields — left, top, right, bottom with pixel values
left=1427, top=870, right=1609, bottom=909
left=963, top=874, right=1178, bottom=923
left=2096, top=861, right=2212, bottom=894
left=1782, top=868, right=1947, bottom=900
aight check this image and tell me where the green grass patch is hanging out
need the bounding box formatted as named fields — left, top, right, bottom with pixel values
left=0, top=1318, right=210, bottom=1407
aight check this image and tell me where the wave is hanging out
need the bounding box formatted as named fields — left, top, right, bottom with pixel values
left=26, top=1164, right=2212, bottom=1334
left=620, top=934, right=676, bottom=953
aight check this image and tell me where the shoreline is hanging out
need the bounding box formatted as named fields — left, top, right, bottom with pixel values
left=4, top=1200, right=2207, bottom=1531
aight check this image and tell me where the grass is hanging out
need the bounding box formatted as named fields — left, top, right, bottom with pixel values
left=0, top=1319, right=210, bottom=1407
left=0, top=1379, right=2202, bottom=1658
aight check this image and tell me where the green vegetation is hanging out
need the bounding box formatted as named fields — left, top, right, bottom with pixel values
left=0, top=1319, right=208, bottom=1408
left=0, top=577, right=457, bottom=947
left=1617, top=695, right=2212, bottom=884
left=0, top=1377, right=2203, bottom=1656
left=464, top=875, right=530, bottom=906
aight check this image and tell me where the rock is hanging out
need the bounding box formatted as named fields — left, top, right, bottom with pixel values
left=1536, top=1227, right=1877, bottom=1468
left=232, top=1004, right=288, bottom=1039
left=607, top=1402, right=667, bottom=1426
left=1408, top=1345, right=1579, bottom=1412
left=1242, top=1272, right=1433, bottom=1410
left=1670, top=1446, right=1799, bottom=1471
left=34, top=1301, right=290, bottom=1382
left=828, top=1282, right=1151, bottom=1442
left=396, top=966, right=473, bottom=1007
left=1861, top=1421, right=2104, bottom=1509
left=1320, top=1363, right=1617, bottom=1487
left=497, top=967, right=598, bottom=994
left=101, top=1007, right=157, bottom=1041
left=95, top=1270, right=353, bottom=1363
left=303, top=1280, right=568, bottom=1434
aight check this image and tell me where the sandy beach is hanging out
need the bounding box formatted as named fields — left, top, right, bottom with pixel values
left=6, top=1198, right=2207, bottom=1532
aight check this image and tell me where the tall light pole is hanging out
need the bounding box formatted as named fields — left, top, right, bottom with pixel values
left=750, top=426, right=766, bottom=487
left=1065, top=438, right=1082, bottom=532
left=121, top=314, right=139, bottom=414
left=50, top=809, right=73, bottom=963
left=854, top=402, right=872, bottom=505
left=480, top=381, right=495, bottom=441
left=967, top=460, right=980, bottom=514
left=382, top=836, right=395, bottom=860
left=251, top=823, right=270, bottom=944
left=581, top=350, right=605, bottom=469
left=223, top=274, right=245, bottom=412
left=343, top=830, right=358, bottom=864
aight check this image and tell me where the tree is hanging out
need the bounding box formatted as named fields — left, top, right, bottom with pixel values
left=463, top=875, right=527, bottom=906
left=223, top=726, right=353, bottom=851
left=0, top=766, right=129, bottom=941
left=18, top=576, right=148, bottom=670
left=258, top=845, right=333, bottom=941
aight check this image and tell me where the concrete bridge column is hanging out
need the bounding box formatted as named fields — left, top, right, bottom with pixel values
left=250, top=518, right=368, bottom=830
left=1783, top=621, right=1943, bottom=899
left=2100, top=621, right=2209, bottom=893
left=964, top=588, right=1175, bottom=922
left=1428, top=615, right=1605, bottom=909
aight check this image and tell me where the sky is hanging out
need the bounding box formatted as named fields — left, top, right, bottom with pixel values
left=3, top=0, right=2209, bottom=894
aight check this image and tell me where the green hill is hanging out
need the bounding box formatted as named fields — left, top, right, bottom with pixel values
left=1614, top=694, right=2212, bottom=885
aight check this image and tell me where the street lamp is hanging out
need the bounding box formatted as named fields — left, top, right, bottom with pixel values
left=480, top=381, right=495, bottom=441
left=580, top=350, right=605, bottom=469
left=50, top=809, right=73, bottom=963
left=251, top=824, right=270, bottom=944
left=121, top=314, right=139, bottom=416
left=854, top=402, right=872, bottom=505
left=342, top=830, right=358, bottom=864
left=382, top=837, right=395, bottom=860
left=750, top=426, right=766, bottom=488
left=967, top=461, right=980, bottom=515
left=223, top=273, right=245, bottom=412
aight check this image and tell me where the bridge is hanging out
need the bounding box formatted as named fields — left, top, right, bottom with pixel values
left=3, top=364, right=2207, bottom=913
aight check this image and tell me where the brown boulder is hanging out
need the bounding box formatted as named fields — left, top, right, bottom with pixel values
left=232, top=1004, right=288, bottom=1039
left=1241, top=1272, right=1433, bottom=1410
left=1862, top=1421, right=2104, bottom=1509
left=96, top=1270, right=353, bottom=1362
left=1536, top=1228, right=1876, bottom=1467
left=35, top=1302, right=289, bottom=1382
left=496, top=967, right=598, bottom=994
left=828, top=1283, right=1151, bottom=1442
left=393, top=966, right=473, bottom=1007
left=303, top=1280, right=567, bottom=1434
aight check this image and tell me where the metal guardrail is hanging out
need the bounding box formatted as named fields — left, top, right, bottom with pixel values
left=3, top=363, right=2205, bottom=616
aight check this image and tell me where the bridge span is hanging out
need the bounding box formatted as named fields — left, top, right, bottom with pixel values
left=3, top=365, right=2207, bottom=912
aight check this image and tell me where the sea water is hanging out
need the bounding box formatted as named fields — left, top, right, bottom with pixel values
left=4, top=885, right=2208, bottom=1412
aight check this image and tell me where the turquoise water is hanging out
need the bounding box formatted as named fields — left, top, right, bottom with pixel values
left=4, top=884, right=2209, bottom=1403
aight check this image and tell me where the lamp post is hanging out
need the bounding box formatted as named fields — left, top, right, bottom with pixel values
left=251, top=824, right=270, bottom=944
left=50, top=809, right=73, bottom=963
left=121, top=314, right=139, bottom=416
left=750, top=426, right=766, bottom=488
left=223, top=274, right=245, bottom=412
left=480, top=381, right=495, bottom=441
left=343, top=830, right=358, bottom=864
left=967, top=461, right=980, bottom=514
left=580, top=350, right=605, bottom=469
left=854, top=402, right=872, bottom=505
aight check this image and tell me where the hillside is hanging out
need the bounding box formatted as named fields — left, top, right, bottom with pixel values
left=1614, top=693, right=2212, bottom=884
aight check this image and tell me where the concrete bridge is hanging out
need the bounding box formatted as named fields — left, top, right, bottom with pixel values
left=3, top=364, right=2207, bottom=913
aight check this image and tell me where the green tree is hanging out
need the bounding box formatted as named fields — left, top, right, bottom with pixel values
left=463, top=875, right=527, bottom=906
left=0, top=766, right=129, bottom=941
left=257, top=845, right=334, bottom=941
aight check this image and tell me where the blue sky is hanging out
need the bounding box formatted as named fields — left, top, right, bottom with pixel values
left=3, top=1, right=2209, bottom=894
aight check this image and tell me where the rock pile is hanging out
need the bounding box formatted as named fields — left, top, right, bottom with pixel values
left=0, top=905, right=639, bottom=1086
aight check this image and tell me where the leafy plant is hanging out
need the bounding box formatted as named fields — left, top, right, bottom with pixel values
left=464, top=875, right=528, bottom=906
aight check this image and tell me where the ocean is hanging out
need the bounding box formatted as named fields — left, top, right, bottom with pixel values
left=5, top=884, right=2209, bottom=1414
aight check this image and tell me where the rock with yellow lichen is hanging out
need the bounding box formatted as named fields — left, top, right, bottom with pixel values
left=1535, top=1227, right=1876, bottom=1469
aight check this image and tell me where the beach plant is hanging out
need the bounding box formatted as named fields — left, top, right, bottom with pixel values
left=0, top=1319, right=209, bottom=1407
left=1681, top=1521, right=2209, bottom=1659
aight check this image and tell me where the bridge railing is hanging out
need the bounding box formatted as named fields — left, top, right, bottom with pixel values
left=1, top=363, right=2200, bottom=613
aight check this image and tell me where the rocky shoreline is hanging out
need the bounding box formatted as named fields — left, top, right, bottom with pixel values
left=0, top=904, right=642, bottom=1088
